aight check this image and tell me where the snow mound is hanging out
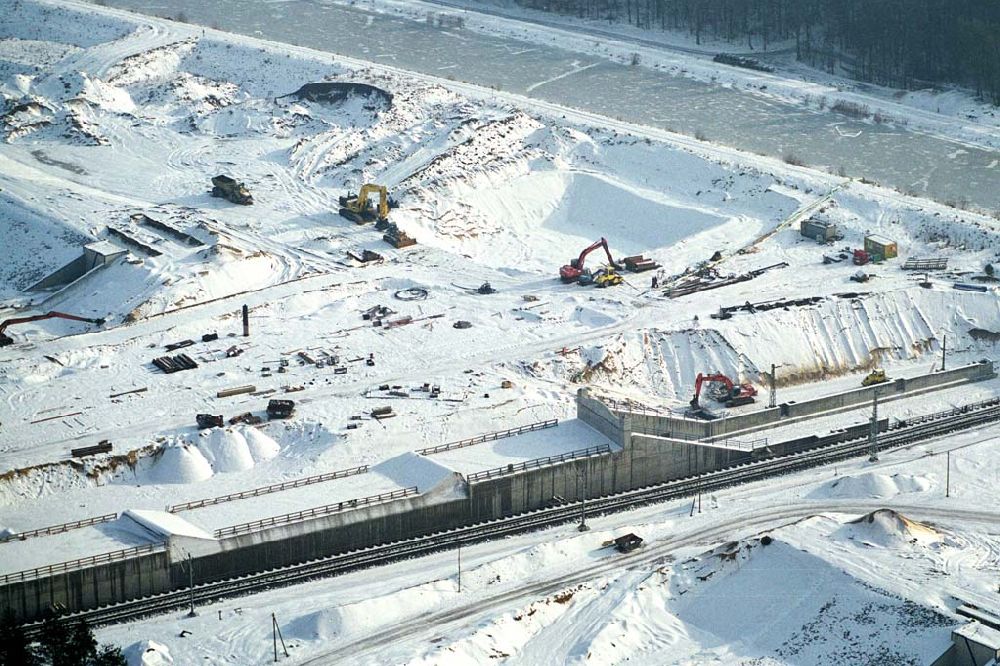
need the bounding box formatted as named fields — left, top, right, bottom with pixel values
left=146, top=443, right=213, bottom=484
left=285, top=579, right=453, bottom=642
left=124, top=640, right=173, bottom=666
left=197, top=428, right=255, bottom=473
left=240, top=426, right=280, bottom=462
left=808, top=472, right=932, bottom=499
left=371, top=452, right=462, bottom=495
left=835, top=509, right=942, bottom=547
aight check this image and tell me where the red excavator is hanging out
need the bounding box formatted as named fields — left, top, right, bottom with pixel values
left=560, top=238, right=620, bottom=283
left=0, top=311, right=106, bottom=347
left=690, top=373, right=758, bottom=409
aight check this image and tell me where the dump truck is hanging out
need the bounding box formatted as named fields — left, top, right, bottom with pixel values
left=211, top=175, right=253, bottom=205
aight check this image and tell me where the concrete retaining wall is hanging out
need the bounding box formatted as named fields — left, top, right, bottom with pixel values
left=591, top=361, right=996, bottom=442
left=0, top=551, right=170, bottom=623
left=187, top=494, right=470, bottom=585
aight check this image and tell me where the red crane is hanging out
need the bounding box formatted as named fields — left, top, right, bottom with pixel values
left=560, top=238, right=619, bottom=283
left=0, top=311, right=106, bottom=347
left=690, top=372, right=758, bottom=409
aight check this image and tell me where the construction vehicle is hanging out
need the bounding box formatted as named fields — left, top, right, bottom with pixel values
left=382, top=222, right=416, bottom=248
left=852, top=249, right=871, bottom=266
left=339, top=183, right=389, bottom=225
left=593, top=267, right=624, bottom=288
left=0, top=311, right=106, bottom=347
left=196, top=414, right=224, bottom=430
left=560, top=238, right=619, bottom=283
left=211, top=175, right=253, bottom=205
left=690, top=373, right=758, bottom=409
left=266, top=399, right=295, bottom=420
left=861, top=369, right=889, bottom=386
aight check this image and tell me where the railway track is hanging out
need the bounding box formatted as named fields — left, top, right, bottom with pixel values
left=24, top=399, right=1000, bottom=635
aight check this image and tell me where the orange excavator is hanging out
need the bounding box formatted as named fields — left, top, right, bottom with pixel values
left=0, top=311, right=106, bottom=347
left=690, top=373, right=757, bottom=409
left=560, top=238, right=620, bottom=283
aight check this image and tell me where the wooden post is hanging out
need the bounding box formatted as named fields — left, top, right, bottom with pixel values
left=242, top=304, right=250, bottom=337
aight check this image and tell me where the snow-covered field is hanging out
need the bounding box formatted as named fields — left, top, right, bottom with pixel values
left=2, top=0, right=1000, bottom=663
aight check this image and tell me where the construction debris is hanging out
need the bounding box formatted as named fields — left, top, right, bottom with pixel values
left=229, top=412, right=263, bottom=425
left=153, top=354, right=198, bottom=374
left=71, top=440, right=112, bottom=458
left=903, top=257, right=948, bottom=271
left=453, top=320, right=472, bottom=329
left=395, top=287, right=428, bottom=301
left=667, top=262, right=788, bottom=298
left=371, top=406, right=395, bottom=420
left=710, top=295, right=824, bottom=319
left=622, top=255, right=661, bottom=272
left=216, top=385, right=256, bottom=398
left=165, top=339, right=195, bottom=351
left=109, top=387, right=148, bottom=399
left=346, top=249, right=384, bottom=264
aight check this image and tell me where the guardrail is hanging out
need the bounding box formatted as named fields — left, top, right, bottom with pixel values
left=894, top=397, right=1000, bottom=428
left=466, top=444, right=613, bottom=483
left=213, top=487, right=419, bottom=539
left=416, top=419, right=558, bottom=456
left=0, top=542, right=166, bottom=585
left=168, top=466, right=370, bottom=513
left=0, top=513, right=119, bottom=543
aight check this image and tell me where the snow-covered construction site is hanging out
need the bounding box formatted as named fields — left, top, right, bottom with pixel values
left=2, top=0, right=1000, bottom=664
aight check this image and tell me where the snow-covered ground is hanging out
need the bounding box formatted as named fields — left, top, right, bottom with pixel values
left=2, top=0, right=999, bottom=663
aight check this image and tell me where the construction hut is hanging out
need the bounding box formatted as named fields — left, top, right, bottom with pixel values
left=800, top=219, right=838, bottom=242
left=863, top=234, right=898, bottom=261
left=83, top=241, right=127, bottom=270
left=613, top=533, right=643, bottom=553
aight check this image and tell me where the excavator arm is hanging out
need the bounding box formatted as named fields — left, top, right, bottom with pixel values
left=357, top=184, right=389, bottom=222
left=691, top=372, right=735, bottom=408
left=560, top=237, right=619, bottom=283
left=0, top=311, right=106, bottom=347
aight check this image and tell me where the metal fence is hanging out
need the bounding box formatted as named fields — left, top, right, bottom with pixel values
left=168, top=466, right=370, bottom=512
left=0, top=542, right=166, bottom=585
left=416, top=419, right=558, bottom=456
left=213, top=486, right=419, bottom=539
left=893, top=396, right=1000, bottom=428
left=466, top=444, right=613, bottom=483
left=0, top=513, right=118, bottom=543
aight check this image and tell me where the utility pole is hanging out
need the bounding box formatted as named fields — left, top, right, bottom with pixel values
left=868, top=391, right=879, bottom=463
left=186, top=553, right=196, bottom=617
left=768, top=363, right=777, bottom=409
left=578, top=465, right=590, bottom=532
left=457, top=542, right=462, bottom=593
left=946, top=450, right=951, bottom=498
left=271, top=613, right=288, bottom=662
left=242, top=304, right=250, bottom=337
left=941, top=335, right=946, bottom=372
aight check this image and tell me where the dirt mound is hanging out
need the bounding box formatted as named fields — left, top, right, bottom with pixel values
left=283, top=82, right=392, bottom=109
left=807, top=472, right=931, bottom=499
left=836, top=509, right=941, bottom=547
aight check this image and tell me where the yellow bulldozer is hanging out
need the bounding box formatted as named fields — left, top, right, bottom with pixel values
left=861, top=368, right=889, bottom=386
left=339, top=184, right=390, bottom=226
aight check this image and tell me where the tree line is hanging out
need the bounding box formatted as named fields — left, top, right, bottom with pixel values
left=0, top=610, right=126, bottom=666
left=514, top=0, right=1000, bottom=104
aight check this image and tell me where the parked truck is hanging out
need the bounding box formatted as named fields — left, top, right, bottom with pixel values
left=211, top=175, right=253, bottom=205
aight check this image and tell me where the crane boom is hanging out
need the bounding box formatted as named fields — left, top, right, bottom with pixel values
left=0, top=311, right=106, bottom=347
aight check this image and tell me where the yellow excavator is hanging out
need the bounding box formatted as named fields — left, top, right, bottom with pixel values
left=339, top=184, right=390, bottom=226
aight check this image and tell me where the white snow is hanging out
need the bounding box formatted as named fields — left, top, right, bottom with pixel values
left=371, top=452, right=460, bottom=494
left=120, top=509, right=213, bottom=541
